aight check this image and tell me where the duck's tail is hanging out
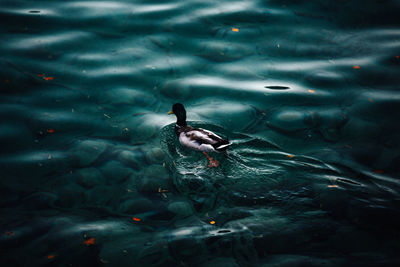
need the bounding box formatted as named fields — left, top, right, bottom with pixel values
left=214, top=140, right=232, bottom=151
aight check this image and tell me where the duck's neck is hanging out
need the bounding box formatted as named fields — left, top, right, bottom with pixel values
left=176, top=116, right=187, bottom=127
left=175, top=112, right=187, bottom=127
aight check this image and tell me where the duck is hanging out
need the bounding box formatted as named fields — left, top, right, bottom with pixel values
left=168, top=103, right=231, bottom=167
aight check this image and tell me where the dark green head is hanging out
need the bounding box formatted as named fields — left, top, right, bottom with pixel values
left=168, top=103, right=187, bottom=126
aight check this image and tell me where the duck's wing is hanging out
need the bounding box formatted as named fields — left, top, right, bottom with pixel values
left=185, top=128, right=231, bottom=151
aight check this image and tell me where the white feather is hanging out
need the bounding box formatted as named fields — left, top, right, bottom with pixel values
left=179, top=132, right=216, bottom=152
left=216, top=143, right=231, bottom=149
left=185, top=130, right=216, bottom=144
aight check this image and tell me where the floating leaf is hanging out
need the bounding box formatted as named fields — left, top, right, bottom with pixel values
left=353, top=65, right=360, bottom=69
left=37, top=74, right=44, bottom=77
left=43, top=77, right=54, bottom=81
left=308, top=89, right=315, bottom=93
left=47, top=129, right=55, bottom=133
left=47, top=255, right=55, bottom=259
left=286, top=154, right=294, bottom=158
left=83, top=237, right=95, bottom=245
left=209, top=221, right=216, bottom=225
left=232, top=27, right=239, bottom=32
left=132, top=217, right=141, bottom=222
left=5, top=231, right=14, bottom=236
left=328, top=185, right=339, bottom=188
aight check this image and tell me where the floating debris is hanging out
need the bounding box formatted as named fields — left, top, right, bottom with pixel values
left=353, top=65, right=360, bottom=69
left=5, top=231, right=14, bottom=236
left=264, top=86, right=290, bottom=90
left=308, top=89, right=315, bottom=93
left=132, top=217, right=141, bottom=222
left=209, top=221, right=216, bottom=225
left=83, top=237, right=95, bottom=246
left=47, top=255, right=55, bottom=259
left=232, top=27, right=239, bottom=32
left=158, top=188, right=169, bottom=193
left=327, top=185, right=339, bottom=188
left=104, top=113, right=111, bottom=119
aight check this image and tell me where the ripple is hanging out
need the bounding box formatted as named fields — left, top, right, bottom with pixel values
left=8, top=31, right=93, bottom=49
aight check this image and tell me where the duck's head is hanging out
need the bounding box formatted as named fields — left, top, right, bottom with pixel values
left=168, top=103, right=187, bottom=126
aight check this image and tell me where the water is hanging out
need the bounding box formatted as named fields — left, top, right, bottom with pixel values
left=1, top=0, right=400, bottom=266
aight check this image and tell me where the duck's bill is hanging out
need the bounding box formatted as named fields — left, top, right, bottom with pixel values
left=168, top=110, right=174, bottom=115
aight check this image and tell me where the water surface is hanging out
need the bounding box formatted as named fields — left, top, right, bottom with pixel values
left=1, top=0, right=400, bottom=266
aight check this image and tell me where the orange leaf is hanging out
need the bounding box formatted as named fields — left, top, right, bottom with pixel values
left=232, top=28, right=239, bottom=32
left=43, top=77, right=54, bottom=81
left=209, top=221, right=215, bottom=225
left=5, top=231, right=14, bottom=236
left=132, top=217, right=141, bottom=222
left=328, top=185, right=339, bottom=188
left=286, top=154, right=294, bottom=158
left=47, top=255, right=55, bottom=259
left=37, top=74, right=44, bottom=77
left=308, top=89, right=315, bottom=93
left=83, top=237, right=95, bottom=245
left=47, top=128, right=55, bottom=133
left=353, top=65, right=360, bottom=69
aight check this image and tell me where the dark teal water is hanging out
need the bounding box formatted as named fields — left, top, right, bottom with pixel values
left=1, top=0, right=400, bottom=266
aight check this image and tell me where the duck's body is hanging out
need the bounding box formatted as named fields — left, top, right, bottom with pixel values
left=175, top=125, right=231, bottom=153
left=169, top=103, right=232, bottom=155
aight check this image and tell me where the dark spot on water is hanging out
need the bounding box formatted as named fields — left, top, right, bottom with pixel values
left=264, top=85, right=290, bottom=90
left=29, top=10, right=40, bottom=14
left=217, top=229, right=231, bottom=234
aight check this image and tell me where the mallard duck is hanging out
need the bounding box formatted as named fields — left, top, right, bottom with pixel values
left=168, top=103, right=231, bottom=167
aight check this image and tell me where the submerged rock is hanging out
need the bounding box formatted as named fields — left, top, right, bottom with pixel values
left=119, top=197, right=154, bottom=214
left=167, top=201, right=193, bottom=218
left=85, top=185, right=124, bottom=207
left=267, top=110, right=309, bottom=132
left=70, top=139, right=108, bottom=166
left=118, top=150, right=141, bottom=170
left=137, top=165, right=170, bottom=192
left=145, top=147, right=165, bottom=165
left=159, top=80, right=191, bottom=100
left=76, top=167, right=105, bottom=188
left=131, top=122, right=159, bottom=143
left=100, top=160, right=133, bottom=183
left=139, top=175, right=169, bottom=193
left=143, top=164, right=169, bottom=180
